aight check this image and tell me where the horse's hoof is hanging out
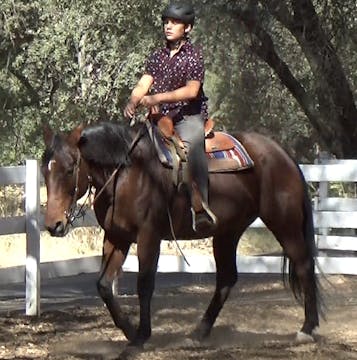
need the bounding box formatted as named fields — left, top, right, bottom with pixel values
left=191, top=322, right=211, bottom=342
left=182, top=337, right=201, bottom=347
left=295, top=331, right=315, bottom=343
left=118, top=319, right=137, bottom=342
left=296, top=325, right=320, bottom=344
left=127, top=331, right=150, bottom=348
left=116, top=343, right=143, bottom=360
left=122, top=328, right=137, bottom=343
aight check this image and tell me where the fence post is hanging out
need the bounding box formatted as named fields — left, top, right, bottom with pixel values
left=316, top=151, right=330, bottom=253
left=25, top=159, right=41, bottom=316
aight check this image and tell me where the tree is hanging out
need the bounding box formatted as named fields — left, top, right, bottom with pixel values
left=0, top=0, right=162, bottom=164
left=0, top=0, right=356, bottom=164
left=196, top=0, right=357, bottom=158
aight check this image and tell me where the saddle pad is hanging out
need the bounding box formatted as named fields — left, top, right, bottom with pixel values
left=149, top=124, right=254, bottom=173
left=206, top=133, right=254, bottom=172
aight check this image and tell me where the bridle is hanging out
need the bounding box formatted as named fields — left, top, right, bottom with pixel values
left=62, top=120, right=189, bottom=265
left=64, top=149, right=93, bottom=227
left=61, top=122, right=146, bottom=230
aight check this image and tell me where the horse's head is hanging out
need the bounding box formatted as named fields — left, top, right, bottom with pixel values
left=41, top=124, right=90, bottom=237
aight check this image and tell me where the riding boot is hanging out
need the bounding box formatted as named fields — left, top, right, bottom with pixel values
left=174, top=114, right=217, bottom=232
left=190, top=181, right=217, bottom=232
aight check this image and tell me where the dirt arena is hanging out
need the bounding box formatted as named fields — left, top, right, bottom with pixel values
left=0, top=273, right=356, bottom=360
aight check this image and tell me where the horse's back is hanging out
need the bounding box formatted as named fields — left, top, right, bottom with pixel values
left=230, top=131, right=306, bottom=231
left=234, top=131, right=295, bottom=164
left=233, top=131, right=302, bottom=184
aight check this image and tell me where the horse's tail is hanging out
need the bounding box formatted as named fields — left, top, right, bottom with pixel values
left=282, top=164, right=324, bottom=316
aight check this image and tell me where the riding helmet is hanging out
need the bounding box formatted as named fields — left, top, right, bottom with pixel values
left=161, top=2, right=195, bottom=26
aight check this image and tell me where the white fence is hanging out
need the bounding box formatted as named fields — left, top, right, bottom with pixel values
left=1, top=159, right=357, bottom=315
left=0, top=160, right=41, bottom=315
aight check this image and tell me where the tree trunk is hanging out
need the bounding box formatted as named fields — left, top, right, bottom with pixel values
left=229, top=1, right=357, bottom=157
left=289, top=0, right=357, bottom=157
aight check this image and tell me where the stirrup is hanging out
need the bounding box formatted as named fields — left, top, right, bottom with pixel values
left=191, top=202, right=217, bottom=232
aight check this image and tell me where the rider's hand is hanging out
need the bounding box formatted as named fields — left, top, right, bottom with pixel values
left=124, top=101, right=137, bottom=119
left=140, top=95, right=160, bottom=108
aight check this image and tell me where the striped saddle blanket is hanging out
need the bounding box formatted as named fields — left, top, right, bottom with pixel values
left=148, top=124, right=254, bottom=173
left=206, top=132, right=254, bottom=172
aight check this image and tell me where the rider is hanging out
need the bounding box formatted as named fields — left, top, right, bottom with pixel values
left=124, top=1, right=217, bottom=232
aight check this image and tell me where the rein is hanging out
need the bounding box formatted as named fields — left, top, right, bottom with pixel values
left=93, top=122, right=147, bottom=204
left=65, top=149, right=93, bottom=227
left=167, top=207, right=191, bottom=266
left=65, top=121, right=190, bottom=267
left=64, top=122, right=145, bottom=228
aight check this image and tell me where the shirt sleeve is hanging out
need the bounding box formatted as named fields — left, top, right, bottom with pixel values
left=186, top=47, right=205, bottom=82
left=145, top=50, right=159, bottom=77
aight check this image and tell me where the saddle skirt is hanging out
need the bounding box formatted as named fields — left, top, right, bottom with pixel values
left=147, top=120, right=254, bottom=173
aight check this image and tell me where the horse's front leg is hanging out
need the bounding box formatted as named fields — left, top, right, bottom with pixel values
left=96, top=236, right=136, bottom=342
left=132, top=229, right=161, bottom=347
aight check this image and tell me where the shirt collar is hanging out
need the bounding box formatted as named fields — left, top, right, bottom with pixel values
left=164, top=38, right=192, bottom=54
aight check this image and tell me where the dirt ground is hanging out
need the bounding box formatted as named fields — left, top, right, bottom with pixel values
left=0, top=274, right=356, bottom=360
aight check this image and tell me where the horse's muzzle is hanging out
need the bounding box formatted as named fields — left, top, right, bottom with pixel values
left=46, top=221, right=68, bottom=237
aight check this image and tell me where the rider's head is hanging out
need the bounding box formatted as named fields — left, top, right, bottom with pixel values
left=161, top=2, right=195, bottom=27
left=161, top=2, right=195, bottom=44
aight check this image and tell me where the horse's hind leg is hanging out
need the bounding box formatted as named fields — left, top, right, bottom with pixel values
left=96, top=236, right=136, bottom=342
left=194, top=231, right=239, bottom=340
left=273, top=228, right=320, bottom=339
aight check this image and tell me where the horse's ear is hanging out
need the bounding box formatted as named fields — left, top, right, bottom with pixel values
left=43, top=124, right=54, bottom=146
left=69, top=124, right=85, bottom=146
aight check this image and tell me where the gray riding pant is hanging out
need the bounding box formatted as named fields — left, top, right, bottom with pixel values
left=174, top=114, right=208, bottom=203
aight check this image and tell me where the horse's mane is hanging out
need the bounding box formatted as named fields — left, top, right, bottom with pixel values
left=78, top=122, right=134, bottom=167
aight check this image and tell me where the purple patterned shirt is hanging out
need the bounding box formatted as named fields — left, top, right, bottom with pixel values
left=145, top=39, right=208, bottom=121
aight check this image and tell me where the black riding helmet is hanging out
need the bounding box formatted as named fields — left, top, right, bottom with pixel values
left=161, top=2, right=195, bottom=26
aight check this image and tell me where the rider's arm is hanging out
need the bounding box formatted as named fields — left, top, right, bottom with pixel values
left=130, top=74, right=154, bottom=105
left=158, top=80, right=201, bottom=102
left=124, top=74, right=154, bottom=118
left=140, top=80, right=201, bottom=107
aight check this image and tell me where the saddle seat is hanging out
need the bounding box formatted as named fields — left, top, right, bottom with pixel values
left=157, top=116, right=235, bottom=153
left=149, top=115, right=254, bottom=174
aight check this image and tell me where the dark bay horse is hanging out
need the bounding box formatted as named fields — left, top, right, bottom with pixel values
left=42, top=121, right=322, bottom=348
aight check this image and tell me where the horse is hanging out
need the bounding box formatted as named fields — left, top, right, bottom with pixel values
left=41, top=120, right=323, bottom=349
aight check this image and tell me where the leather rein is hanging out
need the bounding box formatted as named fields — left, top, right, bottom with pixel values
left=64, top=120, right=189, bottom=265
left=92, top=122, right=147, bottom=203
left=64, top=150, right=93, bottom=227
left=65, top=122, right=147, bottom=226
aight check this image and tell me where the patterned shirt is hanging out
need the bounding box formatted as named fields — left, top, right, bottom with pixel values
left=145, top=39, right=208, bottom=121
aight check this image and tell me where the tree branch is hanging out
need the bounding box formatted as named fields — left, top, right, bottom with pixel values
left=230, top=6, right=333, bottom=147
left=289, top=0, right=357, bottom=156
left=260, top=0, right=294, bottom=29
left=224, top=0, right=357, bottom=156
left=8, top=66, right=40, bottom=105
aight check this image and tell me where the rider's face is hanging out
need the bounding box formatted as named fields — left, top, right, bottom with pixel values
left=163, top=18, right=191, bottom=42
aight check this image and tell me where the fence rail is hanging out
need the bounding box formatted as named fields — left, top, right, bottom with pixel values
left=1, top=159, right=357, bottom=315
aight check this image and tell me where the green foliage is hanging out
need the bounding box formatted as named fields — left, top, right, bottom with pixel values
left=195, top=0, right=356, bottom=160
left=0, top=0, right=356, bottom=164
left=0, top=0, right=163, bottom=165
